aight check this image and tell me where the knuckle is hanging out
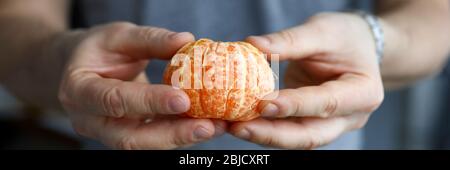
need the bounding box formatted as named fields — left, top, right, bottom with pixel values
left=309, top=12, right=333, bottom=21
left=106, top=22, right=136, bottom=33
left=171, top=130, right=186, bottom=147
left=273, top=136, right=323, bottom=150
left=371, top=92, right=384, bottom=112
left=260, top=135, right=276, bottom=147
left=102, top=86, right=126, bottom=118
left=170, top=124, right=198, bottom=148
left=308, top=13, right=337, bottom=30
left=58, top=72, right=80, bottom=111
left=290, top=91, right=304, bottom=116
left=143, top=89, right=157, bottom=113
left=308, top=17, right=328, bottom=32
left=278, top=89, right=299, bottom=117
left=58, top=90, right=72, bottom=109
left=306, top=15, right=336, bottom=40
left=363, top=86, right=385, bottom=113
left=116, top=136, right=138, bottom=150
left=85, top=22, right=136, bottom=50
left=321, top=93, right=338, bottom=118
left=277, top=141, right=299, bottom=150
left=254, top=125, right=285, bottom=149
left=300, top=129, right=326, bottom=150
left=291, top=92, right=304, bottom=117
left=136, top=27, right=164, bottom=42
left=278, top=30, right=296, bottom=46
left=302, top=137, right=323, bottom=150
left=171, top=136, right=191, bottom=148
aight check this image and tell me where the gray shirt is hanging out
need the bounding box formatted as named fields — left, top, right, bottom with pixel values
left=77, top=0, right=369, bottom=149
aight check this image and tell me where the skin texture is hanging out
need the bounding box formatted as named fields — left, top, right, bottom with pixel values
left=0, top=0, right=449, bottom=149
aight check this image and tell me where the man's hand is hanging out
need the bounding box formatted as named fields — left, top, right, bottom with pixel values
left=58, top=22, right=226, bottom=149
left=229, top=13, right=385, bottom=149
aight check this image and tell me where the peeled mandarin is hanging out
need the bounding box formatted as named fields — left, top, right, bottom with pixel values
left=163, top=39, right=275, bottom=121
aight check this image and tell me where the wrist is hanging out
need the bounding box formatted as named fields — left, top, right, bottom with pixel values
left=345, top=10, right=386, bottom=65
left=376, top=17, right=409, bottom=68
left=37, top=30, right=85, bottom=73
left=3, top=30, right=86, bottom=110
left=38, top=30, right=86, bottom=108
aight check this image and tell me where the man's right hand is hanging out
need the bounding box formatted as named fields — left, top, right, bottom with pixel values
left=58, top=22, right=225, bottom=149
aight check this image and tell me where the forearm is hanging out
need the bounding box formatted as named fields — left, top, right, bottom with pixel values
left=0, top=0, right=72, bottom=109
left=376, top=0, right=450, bottom=89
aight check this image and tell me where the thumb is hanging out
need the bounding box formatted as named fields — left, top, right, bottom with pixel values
left=246, top=21, right=334, bottom=60
left=103, top=22, right=195, bottom=59
left=61, top=73, right=191, bottom=118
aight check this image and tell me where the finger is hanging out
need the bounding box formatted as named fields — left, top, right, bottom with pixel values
left=211, top=119, right=228, bottom=137
left=107, top=118, right=215, bottom=150
left=246, top=20, right=335, bottom=60
left=104, top=22, right=195, bottom=59
left=259, top=74, right=384, bottom=118
left=72, top=115, right=217, bottom=150
left=63, top=73, right=190, bottom=118
left=229, top=113, right=369, bottom=149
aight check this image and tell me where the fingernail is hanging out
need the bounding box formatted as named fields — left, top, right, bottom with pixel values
left=235, top=128, right=251, bottom=140
left=194, top=126, right=212, bottom=140
left=169, top=96, right=189, bottom=113
left=261, top=103, right=279, bottom=117
left=170, top=32, right=191, bottom=39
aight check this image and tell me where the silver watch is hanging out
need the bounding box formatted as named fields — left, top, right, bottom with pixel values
left=354, top=11, right=385, bottom=65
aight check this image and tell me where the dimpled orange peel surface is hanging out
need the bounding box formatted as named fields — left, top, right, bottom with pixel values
left=163, top=39, right=275, bottom=121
